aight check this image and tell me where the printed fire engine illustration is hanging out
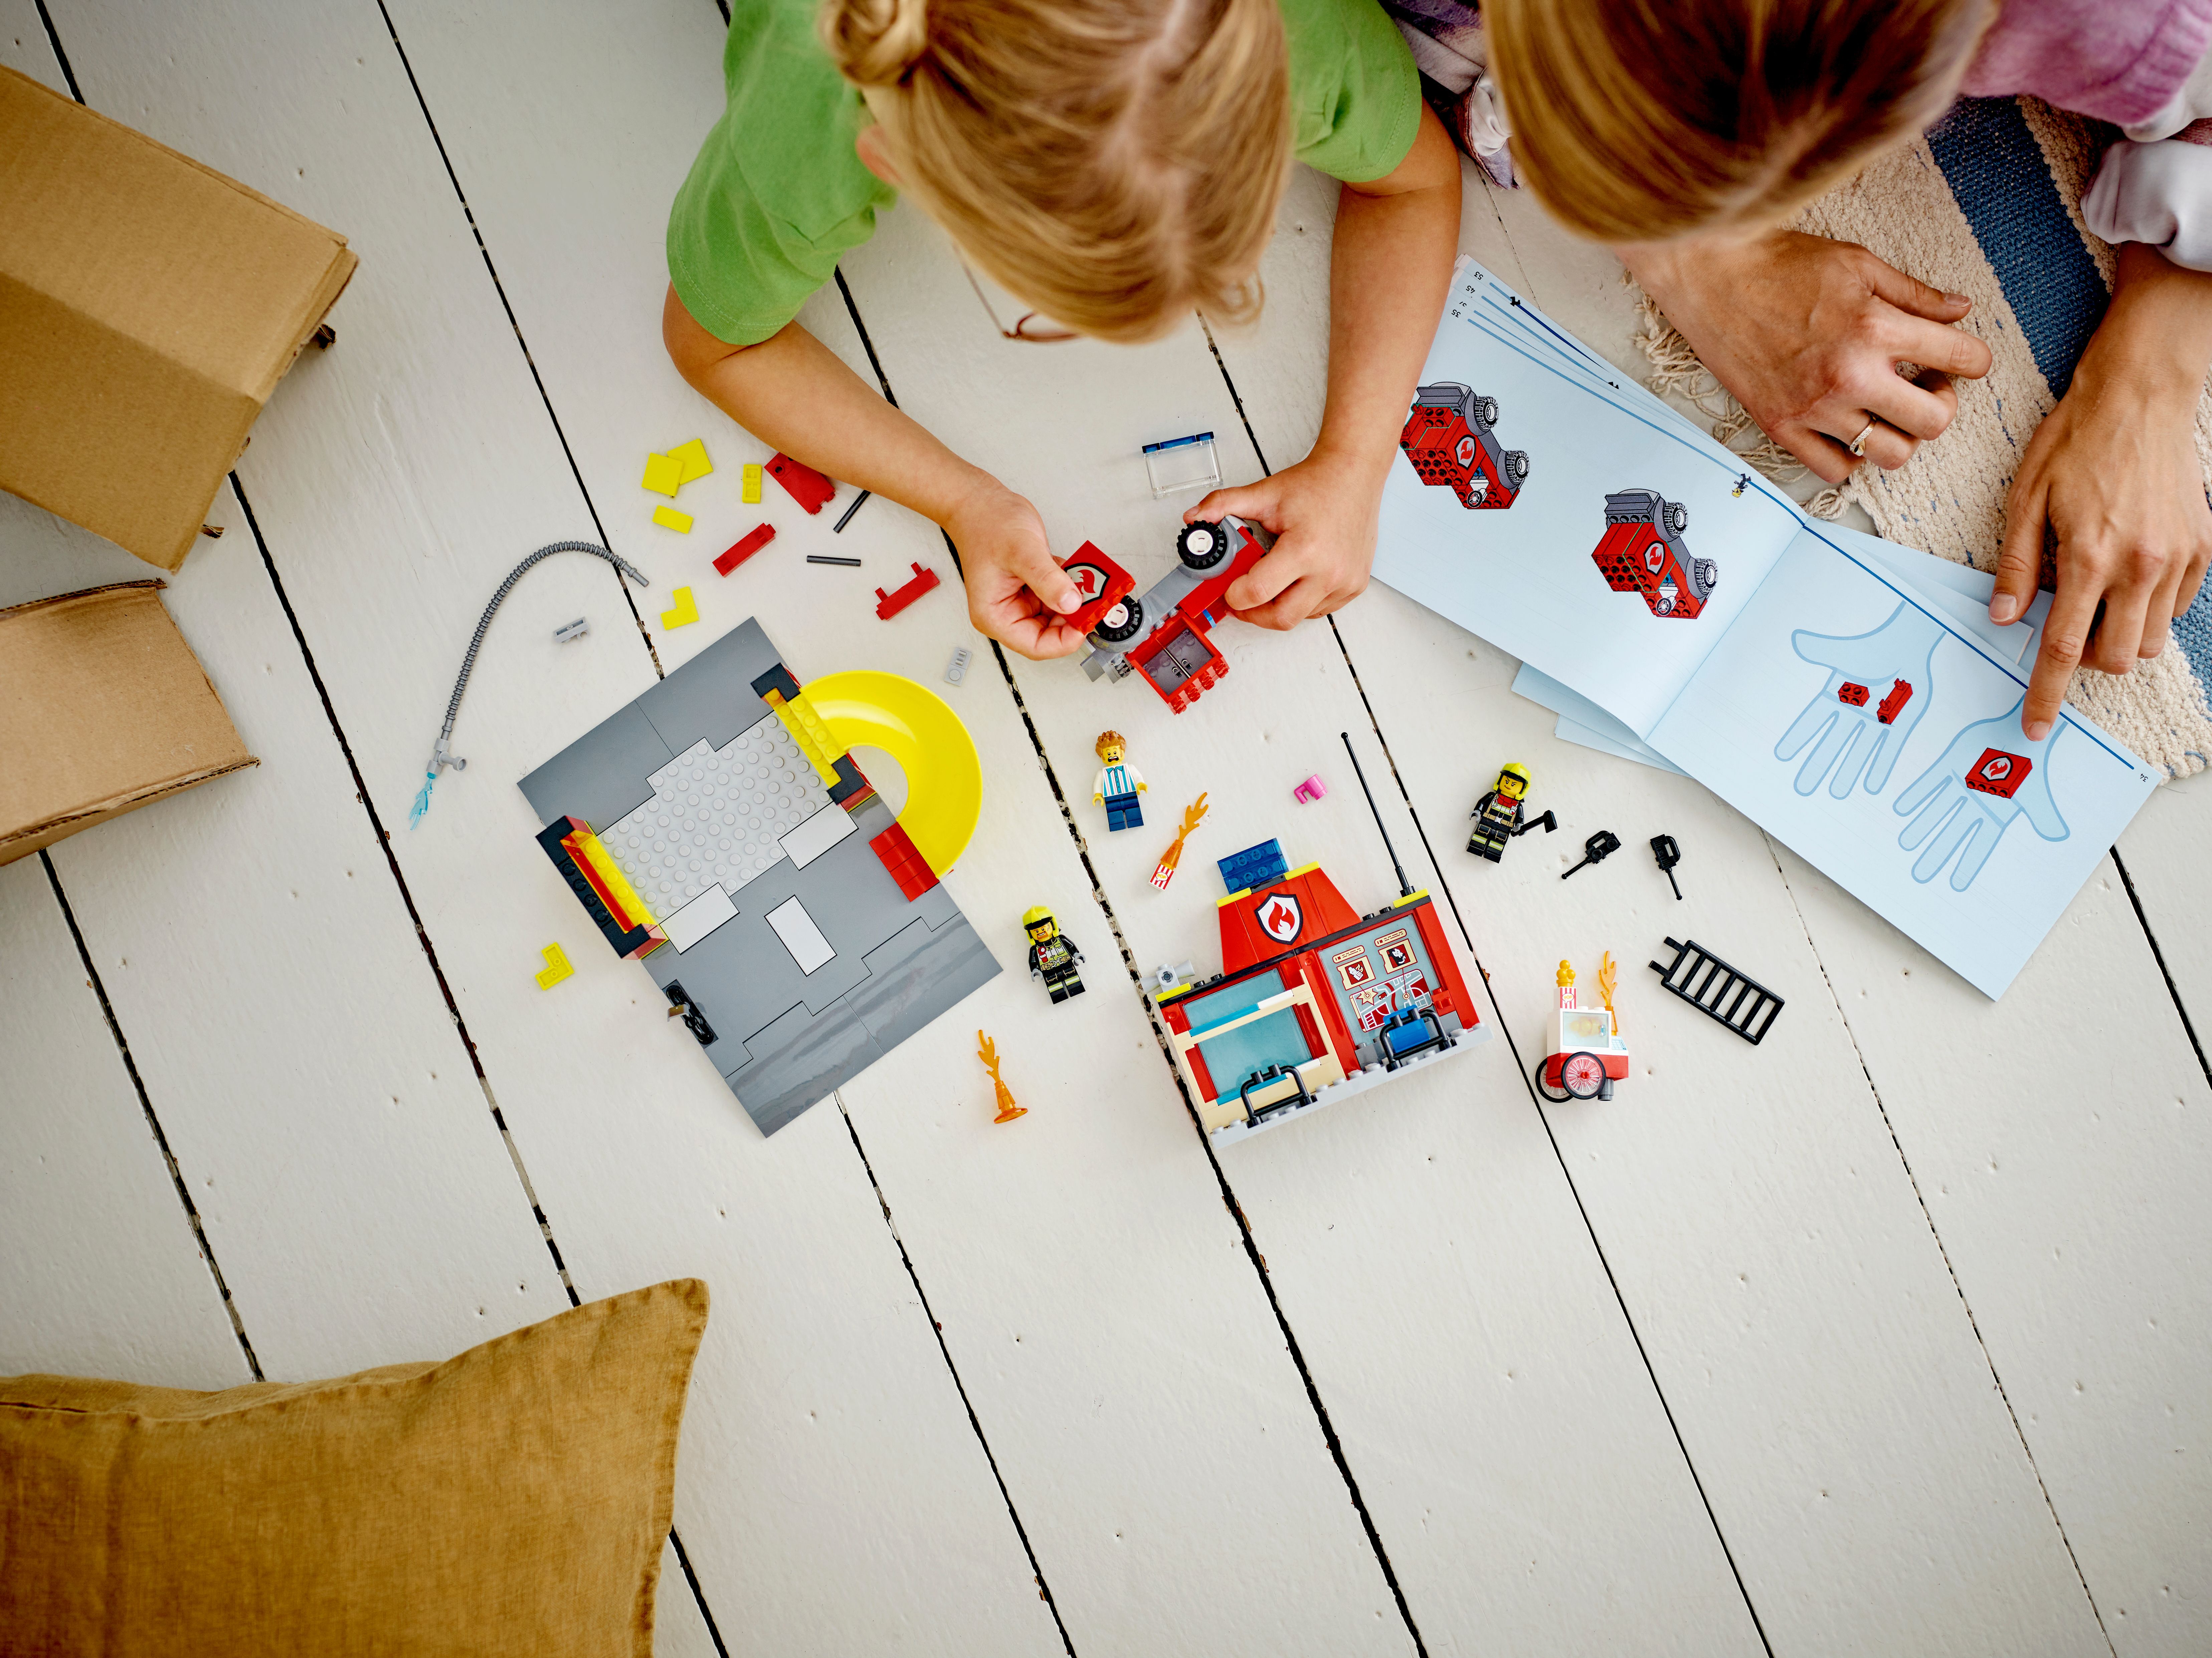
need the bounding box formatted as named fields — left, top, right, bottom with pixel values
left=1149, top=838, right=1488, bottom=1145
left=1399, top=382, right=1530, bottom=509
left=1592, top=489, right=1718, bottom=619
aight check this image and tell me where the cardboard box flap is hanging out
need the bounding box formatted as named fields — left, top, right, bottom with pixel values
left=0, top=580, right=257, bottom=864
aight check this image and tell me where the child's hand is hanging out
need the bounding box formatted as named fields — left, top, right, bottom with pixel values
left=948, top=477, right=1090, bottom=661
left=1190, top=451, right=1384, bottom=630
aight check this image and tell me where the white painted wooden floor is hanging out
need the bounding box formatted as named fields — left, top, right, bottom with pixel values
left=4, top=5, right=2210, bottom=1655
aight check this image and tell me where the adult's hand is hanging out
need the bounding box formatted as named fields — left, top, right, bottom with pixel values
left=1993, top=243, right=2212, bottom=740
left=946, top=477, right=1089, bottom=661
left=1620, top=230, right=1993, bottom=483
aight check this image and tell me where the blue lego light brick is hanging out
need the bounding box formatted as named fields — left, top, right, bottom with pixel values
left=1217, top=839, right=1287, bottom=895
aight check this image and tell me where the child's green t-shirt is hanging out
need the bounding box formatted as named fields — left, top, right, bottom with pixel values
left=668, top=0, right=1422, bottom=345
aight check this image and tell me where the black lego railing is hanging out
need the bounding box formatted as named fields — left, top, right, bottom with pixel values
left=1648, top=937, right=1784, bottom=1045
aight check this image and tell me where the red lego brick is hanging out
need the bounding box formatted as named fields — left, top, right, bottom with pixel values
left=1877, top=679, right=1913, bottom=724
left=1838, top=682, right=1870, bottom=706
left=875, top=561, right=942, bottom=620
left=767, top=453, right=835, bottom=514
left=715, top=523, right=775, bottom=576
left=869, top=820, right=939, bottom=900
left=1964, top=747, right=2031, bottom=799
left=1059, top=542, right=1138, bottom=637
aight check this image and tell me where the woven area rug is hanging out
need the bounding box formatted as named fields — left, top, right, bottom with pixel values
left=1634, top=96, right=2212, bottom=781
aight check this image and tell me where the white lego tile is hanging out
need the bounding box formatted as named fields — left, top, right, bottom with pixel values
left=765, top=896, right=836, bottom=976
left=603, top=721, right=826, bottom=919
left=780, top=802, right=858, bottom=870
left=662, top=883, right=737, bottom=954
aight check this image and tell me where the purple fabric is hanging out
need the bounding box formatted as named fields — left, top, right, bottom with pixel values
left=1962, top=0, right=2212, bottom=126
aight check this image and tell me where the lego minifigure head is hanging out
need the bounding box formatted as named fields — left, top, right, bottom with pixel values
left=1496, top=763, right=1531, bottom=801
left=1095, top=731, right=1126, bottom=764
left=1021, top=904, right=1058, bottom=944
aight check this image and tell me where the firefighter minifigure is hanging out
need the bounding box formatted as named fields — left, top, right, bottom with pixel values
left=1022, top=905, right=1086, bottom=1003
left=1467, top=763, right=1557, bottom=861
left=1093, top=731, right=1147, bottom=831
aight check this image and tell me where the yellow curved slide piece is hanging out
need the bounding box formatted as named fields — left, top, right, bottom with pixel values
left=804, top=669, right=982, bottom=875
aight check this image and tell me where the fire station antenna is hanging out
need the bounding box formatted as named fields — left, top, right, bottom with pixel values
left=1340, top=731, right=1413, bottom=899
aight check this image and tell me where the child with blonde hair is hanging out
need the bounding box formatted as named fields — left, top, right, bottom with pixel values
left=1477, top=0, right=2212, bottom=745
left=665, top=0, right=1461, bottom=657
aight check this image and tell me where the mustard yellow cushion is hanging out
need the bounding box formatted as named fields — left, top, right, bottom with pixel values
left=0, top=1278, right=708, bottom=1658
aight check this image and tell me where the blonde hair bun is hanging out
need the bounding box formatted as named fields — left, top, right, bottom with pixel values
left=821, top=0, right=930, bottom=87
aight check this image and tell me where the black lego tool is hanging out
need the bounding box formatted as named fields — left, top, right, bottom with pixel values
left=1560, top=829, right=1621, bottom=879
left=1650, top=833, right=1683, bottom=899
left=664, top=981, right=718, bottom=1047
left=1648, top=938, right=1784, bottom=1044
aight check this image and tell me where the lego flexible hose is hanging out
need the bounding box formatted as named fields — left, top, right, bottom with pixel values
left=410, top=541, right=652, bottom=827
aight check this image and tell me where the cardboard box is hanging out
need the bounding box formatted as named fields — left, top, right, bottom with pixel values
left=0, top=581, right=257, bottom=866
left=0, top=66, right=357, bottom=572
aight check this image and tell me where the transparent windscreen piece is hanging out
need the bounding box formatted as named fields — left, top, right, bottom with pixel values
left=1142, top=432, right=1220, bottom=498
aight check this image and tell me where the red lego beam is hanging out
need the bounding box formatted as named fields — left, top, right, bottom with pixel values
left=875, top=561, right=941, bottom=620
left=767, top=453, right=835, bottom=514
left=714, top=522, right=775, bottom=576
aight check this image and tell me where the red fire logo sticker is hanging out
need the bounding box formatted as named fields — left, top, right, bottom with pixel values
left=1256, top=892, right=1303, bottom=945
left=1964, top=747, right=2031, bottom=799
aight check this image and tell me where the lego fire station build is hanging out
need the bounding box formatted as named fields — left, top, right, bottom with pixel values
left=1152, top=835, right=1488, bottom=1145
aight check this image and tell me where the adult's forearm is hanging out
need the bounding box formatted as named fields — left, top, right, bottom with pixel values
left=1316, top=115, right=1462, bottom=480
left=666, top=301, right=989, bottom=525
left=2092, top=242, right=2212, bottom=397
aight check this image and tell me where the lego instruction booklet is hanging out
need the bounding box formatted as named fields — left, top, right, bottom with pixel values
left=1375, top=256, right=2159, bottom=998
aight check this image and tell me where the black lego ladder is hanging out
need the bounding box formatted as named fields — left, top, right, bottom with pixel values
left=1648, top=937, right=1784, bottom=1044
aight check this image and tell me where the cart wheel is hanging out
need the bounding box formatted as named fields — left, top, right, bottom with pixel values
left=1666, top=500, right=1690, bottom=535
left=1560, top=1052, right=1607, bottom=1100
left=1094, top=595, right=1145, bottom=643
left=1477, top=395, right=1500, bottom=427
left=1175, top=521, right=1229, bottom=570
left=1694, top=558, right=1718, bottom=591
left=1534, top=1060, right=1572, bottom=1103
left=1504, top=449, right=1529, bottom=484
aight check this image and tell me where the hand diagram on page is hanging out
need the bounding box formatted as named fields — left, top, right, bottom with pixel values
left=1774, top=604, right=1944, bottom=797
left=1892, top=698, right=2069, bottom=890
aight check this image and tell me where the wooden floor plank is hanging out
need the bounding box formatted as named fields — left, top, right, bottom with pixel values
left=34, top=2, right=1068, bottom=1650
left=832, top=185, right=1769, bottom=1656
left=1205, top=161, right=2112, bottom=1655
left=0, top=849, right=251, bottom=1390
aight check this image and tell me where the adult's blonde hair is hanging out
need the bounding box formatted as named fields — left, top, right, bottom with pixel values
left=820, top=0, right=1291, bottom=341
left=1487, top=0, right=1993, bottom=244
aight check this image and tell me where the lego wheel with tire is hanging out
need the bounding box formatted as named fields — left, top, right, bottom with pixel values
left=1666, top=500, right=1689, bottom=534
left=1559, top=1051, right=1608, bottom=1100
left=1504, top=449, right=1530, bottom=485
left=1534, top=1059, right=1572, bottom=1102
left=1476, top=395, right=1500, bottom=427
left=1175, top=521, right=1230, bottom=570
left=1694, top=558, right=1718, bottom=590
left=1093, top=595, right=1145, bottom=644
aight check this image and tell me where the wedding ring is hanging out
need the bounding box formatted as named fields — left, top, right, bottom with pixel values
left=1848, top=419, right=1878, bottom=457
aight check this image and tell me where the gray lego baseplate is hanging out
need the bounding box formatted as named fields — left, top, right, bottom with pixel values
left=518, top=617, right=1001, bottom=1136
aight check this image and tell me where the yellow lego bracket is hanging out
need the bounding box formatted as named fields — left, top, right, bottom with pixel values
left=641, top=452, right=682, bottom=497
left=652, top=504, right=693, bottom=534
left=660, top=586, right=699, bottom=629
left=742, top=462, right=762, bottom=503
left=535, top=943, right=573, bottom=989
left=669, top=438, right=713, bottom=484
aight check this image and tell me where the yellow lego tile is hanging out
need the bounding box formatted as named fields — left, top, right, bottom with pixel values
left=669, top=437, right=713, bottom=484
left=534, top=943, right=573, bottom=990
left=660, top=586, right=699, bottom=629
left=641, top=452, right=682, bottom=497
left=652, top=504, right=693, bottom=533
left=742, top=462, right=762, bottom=503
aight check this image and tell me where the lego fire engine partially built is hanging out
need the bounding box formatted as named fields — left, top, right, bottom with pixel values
left=1150, top=737, right=1489, bottom=1144
left=1399, top=382, right=1530, bottom=509
left=1061, top=516, right=1272, bottom=713
left=1592, top=489, right=1719, bottom=619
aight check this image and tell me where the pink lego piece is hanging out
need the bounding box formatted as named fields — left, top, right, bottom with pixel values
left=1293, top=774, right=1327, bottom=804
